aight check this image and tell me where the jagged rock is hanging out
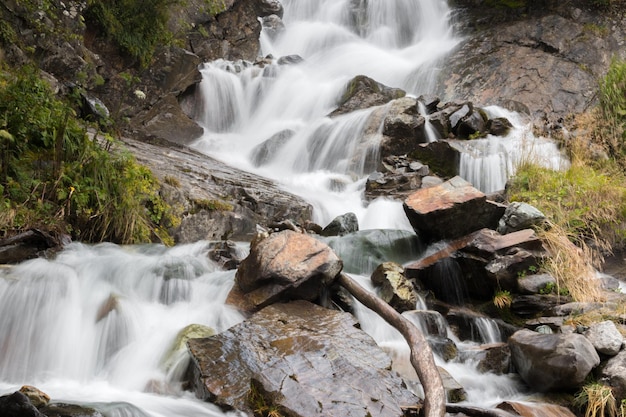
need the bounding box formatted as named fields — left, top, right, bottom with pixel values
left=486, top=117, right=513, bottom=136
left=380, top=97, right=428, bottom=157
left=40, top=403, right=103, bottom=417
left=321, top=212, right=359, bottom=237
left=510, top=294, right=565, bottom=318
left=18, top=386, right=49, bottom=409
left=187, top=300, right=419, bottom=416
left=403, top=177, right=506, bottom=242
left=207, top=240, right=246, bottom=270
left=80, top=93, right=110, bottom=122
left=403, top=310, right=449, bottom=338
left=162, top=323, right=215, bottom=373
left=323, top=229, right=422, bottom=275
left=364, top=156, right=432, bottom=201
left=233, top=230, right=343, bottom=309
left=0, top=391, right=45, bottom=417
left=257, top=0, right=284, bottom=17
left=462, top=228, right=544, bottom=259
left=600, top=350, right=626, bottom=401
left=497, top=202, right=546, bottom=235
left=508, top=329, right=600, bottom=392
left=409, top=140, right=461, bottom=178
left=331, top=75, right=405, bottom=116
left=517, top=273, right=556, bottom=295
left=262, top=14, right=285, bottom=39
left=438, top=367, right=467, bottom=403
left=121, top=136, right=312, bottom=242
left=417, top=95, right=440, bottom=114
left=0, top=229, right=70, bottom=264
left=496, top=401, right=576, bottom=417
left=459, top=343, right=511, bottom=375
left=583, top=320, right=624, bottom=356
left=277, top=54, right=304, bottom=65
left=371, top=262, right=417, bottom=313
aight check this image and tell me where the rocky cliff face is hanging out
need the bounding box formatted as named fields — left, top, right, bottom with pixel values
left=443, top=0, right=626, bottom=131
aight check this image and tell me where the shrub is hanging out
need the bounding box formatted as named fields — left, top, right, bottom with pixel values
left=0, top=65, right=175, bottom=244
left=84, top=0, right=178, bottom=67
left=599, top=57, right=626, bottom=160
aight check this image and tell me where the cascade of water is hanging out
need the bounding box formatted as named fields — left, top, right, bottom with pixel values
left=417, top=101, right=440, bottom=143
left=192, top=0, right=460, bottom=229
left=473, top=317, right=503, bottom=344
left=0, top=243, right=243, bottom=417
left=458, top=106, right=569, bottom=194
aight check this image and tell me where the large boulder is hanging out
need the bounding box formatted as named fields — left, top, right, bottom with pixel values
left=320, top=212, right=359, bottom=237
left=599, top=350, right=626, bottom=401
left=508, top=329, right=600, bottom=392
left=409, top=140, right=461, bottom=179
left=330, top=75, right=405, bottom=116
left=403, top=176, right=506, bottom=242
left=0, top=229, right=70, bottom=264
left=583, top=320, right=624, bottom=356
left=379, top=97, right=428, bottom=157
left=187, top=300, right=419, bottom=416
left=497, top=202, right=546, bottom=235
left=0, top=391, right=45, bottom=417
left=233, top=230, right=343, bottom=309
left=122, top=136, right=312, bottom=242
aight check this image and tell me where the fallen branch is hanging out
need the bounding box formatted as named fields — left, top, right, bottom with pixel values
left=337, top=272, right=445, bottom=417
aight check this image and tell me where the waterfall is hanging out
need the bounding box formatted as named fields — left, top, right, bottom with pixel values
left=474, top=317, right=503, bottom=344
left=192, top=0, right=459, bottom=229
left=458, top=106, right=569, bottom=194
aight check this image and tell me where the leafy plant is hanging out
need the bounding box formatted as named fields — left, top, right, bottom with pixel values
left=493, top=290, right=512, bottom=309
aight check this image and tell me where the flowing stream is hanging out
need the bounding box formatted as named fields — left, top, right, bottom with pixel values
left=0, top=0, right=567, bottom=415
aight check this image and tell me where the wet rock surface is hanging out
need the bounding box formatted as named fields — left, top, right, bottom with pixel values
left=187, top=300, right=419, bottom=416
left=119, top=136, right=312, bottom=242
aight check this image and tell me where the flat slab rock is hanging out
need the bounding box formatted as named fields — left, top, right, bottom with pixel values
left=187, top=300, right=419, bottom=417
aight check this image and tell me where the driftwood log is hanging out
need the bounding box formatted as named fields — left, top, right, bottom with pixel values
left=338, top=272, right=446, bottom=417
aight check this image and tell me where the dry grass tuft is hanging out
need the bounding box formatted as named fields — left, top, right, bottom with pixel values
left=538, top=223, right=605, bottom=303
left=575, top=382, right=618, bottom=417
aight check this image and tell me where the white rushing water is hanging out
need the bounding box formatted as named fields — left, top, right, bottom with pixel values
left=0, top=0, right=567, bottom=414
left=192, top=0, right=458, bottom=229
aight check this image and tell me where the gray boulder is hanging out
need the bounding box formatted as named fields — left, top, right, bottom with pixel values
left=187, top=300, right=419, bottom=416
left=321, top=212, right=359, bottom=237
left=508, top=329, right=600, bottom=392
left=517, top=273, right=556, bottom=295
left=584, top=320, right=624, bottom=356
left=600, top=350, right=626, bottom=401
left=331, top=75, right=405, bottom=116
left=497, top=202, right=546, bottom=235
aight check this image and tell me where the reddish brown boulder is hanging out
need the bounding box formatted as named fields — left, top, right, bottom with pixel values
left=403, top=177, right=505, bottom=242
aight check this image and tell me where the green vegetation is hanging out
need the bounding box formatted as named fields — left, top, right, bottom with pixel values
left=247, top=383, right=285, bottom=417
left=84, top=0, right=177, bottom=67
left=0, top=65, right=176, bottom=244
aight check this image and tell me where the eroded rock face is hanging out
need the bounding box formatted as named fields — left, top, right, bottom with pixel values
left=371, top=262, right=417, bottom=313
left=441, top=8, right=621, bottom=130
left=234, top=231, right=343, bottom=309
left=508, top=329, right=600, bottom=392
left=403, top=177, right=505, bottom=242
left=187, top=301, right=419, bottom=416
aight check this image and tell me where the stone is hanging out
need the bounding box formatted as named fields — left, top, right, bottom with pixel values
left=371, top=262, right=417, bottom=313
left=486, top=117, right=513, bottom=137
left=187, top=300, right=418, bottom=416
left=410, top=140, right=461, bottom=178
left=261, top=14, right=285, bottom=39
left=510, top=294, right=565, bottom=319
left=18, top=386, right=49, bottom=408
left=207, top=240, right=246, bottom=270
left=277, top=54, right=304, bottom=65
left=40, top=403, right=103, bottom=417
left=403, top=176, right=506, bottom=242
left=496, top=401, right=576, bottom=417
left=320, top=212, right=359, bottom=237
left=583, top=320, right=624, bottom=356
left=0, top=391, right=45, bottom=417
left=459, top=343, right=511, bottom=375
left=380, top=97, right=428, bottom=157
left=403, top=310, right=449, bottom=338
left=508, top=329, right=600, bottom=392
left=161, top=323, right=215, bottom=372
left=456, top=108, right=486, bottom=139
left=517, top=273, right=556, bottom=295
left=0, top=229, right=70, bottom=264
left=600, top=350, right=626, bottom=401
left=462, top=229, right=544, bottom=259
left=257, top=0, right=284, bottom=17
left=250, top=129, right=295, bottom=167
left=331, top=75, right=406, bottom=116
left=234, top=230, right=343, bottom=309
left=439, top=367, right=467, bottom=403
left=497, top=202, right=546, bottom=235
left=428, top=336, right=459, bottom=362
left=122, top=136, right=312, bottom=242
left=323, top=229, right=422, bottom=275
